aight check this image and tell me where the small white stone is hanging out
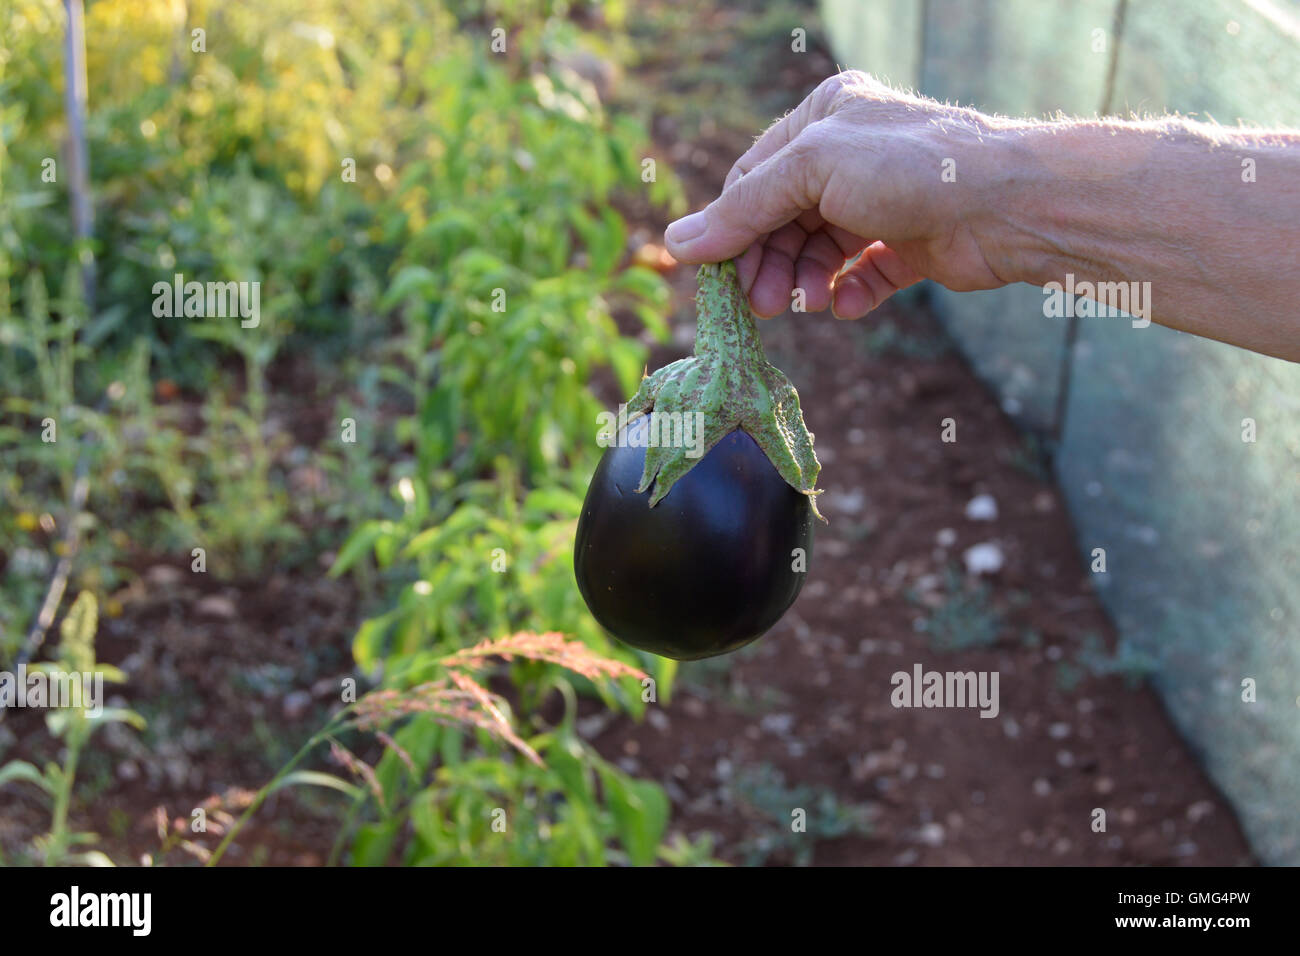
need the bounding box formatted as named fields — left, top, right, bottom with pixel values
left=916, top=823, right=945, bottom=847
left=760, top=713, right=795, bottom=735
left=914, top=573, right=941, bottom=594
left=962, top=542, right=1004, bottom=575
left=196, top=594, right=238, bottom=620
left=965, top=494, right=998, bottom=521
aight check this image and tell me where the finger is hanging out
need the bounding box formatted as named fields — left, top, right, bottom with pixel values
left=822, top=222, right=874, bottom=257
left=724, top=95, right=825, bottom=190
left=665, top=130, right=829, bottom=264
left=742, top=222, right=861, bottom=316
left=749, top=221, right=818, bottom=316
left=735, top=241, right=766, bottom=294
left=751, top=225, right=860, bottom=316
left=750, top=241, right=798, bottom=318
left=793, top=230, right=848, bottom=313
left=830, top=241, right=923, bottom=319
left=723, top=71, right=866, bottom=190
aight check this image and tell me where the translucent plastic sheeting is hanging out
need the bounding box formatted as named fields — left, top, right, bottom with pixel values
left=822, top=0, right=1300, bottom=863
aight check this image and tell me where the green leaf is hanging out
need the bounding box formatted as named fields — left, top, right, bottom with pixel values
left=608, top=341, right=645, bottom=398
left=270, top=771, right=364, bottom=801
left=58, top=591, right=98, bottom=672
left=380, top=265, right=439, bottom=311
left=615, top=267, right=671, bottom=340
left=329, top=521, right=394, bottom=576
left=81, top=305, right=128, bottom=347
left=0, top=760, right=53, bottom=797
left=351, top=820, right=400, bottom=866
left=353, top=611, right=398, bottom=671
left=545, top=738, right=594, bottom=807
left=409, top=790, right=447, bottom=849
left=599, top=766, right=669, bottom=867
left=399, top=505, right=489, bottom=560
left=84, top=707, right=147, bottom=731
left=96, top=664, right=128, bottom=684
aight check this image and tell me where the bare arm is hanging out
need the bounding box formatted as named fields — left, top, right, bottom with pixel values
left=664, top=71, right=1300, bottom=363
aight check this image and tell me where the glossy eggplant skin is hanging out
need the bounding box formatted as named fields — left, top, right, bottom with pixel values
left=574, top=415, right=814, bottom=661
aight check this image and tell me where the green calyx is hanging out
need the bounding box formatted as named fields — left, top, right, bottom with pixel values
left=625, top=259, right=824, bottom=521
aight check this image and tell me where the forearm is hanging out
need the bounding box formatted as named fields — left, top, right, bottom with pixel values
left=981, top=117, right=1300, bottom=361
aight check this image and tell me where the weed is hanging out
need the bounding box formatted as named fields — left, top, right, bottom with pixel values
left=730, top=763, right=873, bottom=866
left=0, top=592, right=145, bottom=865
left=911, top=566, right=1005, bottom=652
left=1056, top=631, right=1159, bottom=691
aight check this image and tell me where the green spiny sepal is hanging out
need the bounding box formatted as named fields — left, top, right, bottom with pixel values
left=625, top=260, right=824, bottom=521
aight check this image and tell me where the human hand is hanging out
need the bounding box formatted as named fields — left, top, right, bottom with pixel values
left=664, top=71, right=1023, bottom=319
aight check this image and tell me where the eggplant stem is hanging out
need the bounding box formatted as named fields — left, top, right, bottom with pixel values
left=624, top=260, right=824, bottom=521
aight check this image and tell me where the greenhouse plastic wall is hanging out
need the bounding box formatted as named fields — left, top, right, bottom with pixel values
left=822, top=0, right=1300, bottom=863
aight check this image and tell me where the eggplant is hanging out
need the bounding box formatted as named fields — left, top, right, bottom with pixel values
left=574, top=414, right=815, bottom=660
left=573, top=260, right=823, bottom=661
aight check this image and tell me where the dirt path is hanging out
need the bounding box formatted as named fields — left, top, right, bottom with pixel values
left=591, top=0, right=1255, bottom=866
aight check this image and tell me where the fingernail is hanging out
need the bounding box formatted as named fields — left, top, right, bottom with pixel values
left=830, top=276, right=864, bottom=320
left=665, top=210, right=709, bottom=245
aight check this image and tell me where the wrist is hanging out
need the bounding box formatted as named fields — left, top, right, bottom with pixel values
left=969, top=118, right=1078, bottom=288
left=975, top=118, right=1222, bottom=290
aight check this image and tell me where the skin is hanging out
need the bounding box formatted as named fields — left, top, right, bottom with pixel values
left=664, top=71, right=1300, bottom=363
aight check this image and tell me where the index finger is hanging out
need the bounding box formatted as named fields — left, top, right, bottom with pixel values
left=723, top=75, right=843, bottom=190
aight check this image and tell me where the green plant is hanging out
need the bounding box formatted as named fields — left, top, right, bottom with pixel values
left=210, top=633, right=713, bottom=866
left=0, top=591, right=145, bottom=865
left=911, top=566, right=1005, bottom=652
left=331, top=460, right=675, bottom=717
left=730, top=763, right=873, bottom=866
left=142, top=386, right=303, bottom=573
left=1004, top=432, right=1051, bottom=481
left=1056, top=631, right=1160, bottom=691
left=2, top=0, right=693, bottom=868
left=0, top=268, right=135, bottom=645
left=679, top=641, right=786, bottom=714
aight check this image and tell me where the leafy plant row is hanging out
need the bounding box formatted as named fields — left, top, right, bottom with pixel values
left=1, top=0, right=702, bottom=865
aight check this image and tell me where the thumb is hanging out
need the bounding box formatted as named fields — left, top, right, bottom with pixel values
left=664, top=135, right=826, bottom=263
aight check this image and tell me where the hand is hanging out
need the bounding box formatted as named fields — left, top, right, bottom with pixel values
left=664, top=71, right=1019, bottom=319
